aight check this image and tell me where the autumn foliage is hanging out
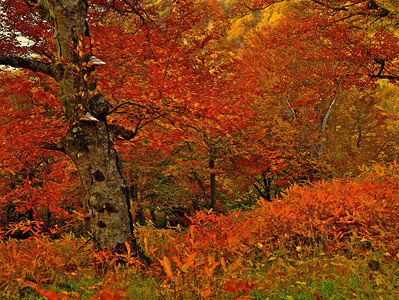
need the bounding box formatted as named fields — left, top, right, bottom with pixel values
left=2, top=0, right=399, bottom=298
left=2, top=162, right=399, bottom=298
left=2, top=0, right=399, bottom=226
left=129, top=162, right=397, bottom=297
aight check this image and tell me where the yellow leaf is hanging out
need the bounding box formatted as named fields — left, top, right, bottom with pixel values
left=208, top=255, right=215, bottom=265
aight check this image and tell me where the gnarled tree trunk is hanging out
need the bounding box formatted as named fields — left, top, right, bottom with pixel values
left=44, top=0, right=132, bottom=249
left=61, top=122, right=132, bottom=249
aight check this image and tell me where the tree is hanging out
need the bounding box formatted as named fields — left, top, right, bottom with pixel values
left=3, top=0, right=399, bottom=250
left=0, top=0, right=142, bottom=249
left=234, top=0, right=399, bottom=79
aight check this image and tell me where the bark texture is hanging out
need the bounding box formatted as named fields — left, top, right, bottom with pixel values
left=61, top=123, right=132, bottom=249
left=44, top=0, right=132, bottom=249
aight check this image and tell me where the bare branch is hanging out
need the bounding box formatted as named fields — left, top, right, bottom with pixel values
left=370, top=58, right=399, bottom=80
left=370, top=73, right=399, bottom=80
left=108, top=101, right=148, bottom=115
left=108, top=123, right=136, bottom=140
left=0, top=55, right=62, bottom=80
left=122, top=0, right=146, bottom=25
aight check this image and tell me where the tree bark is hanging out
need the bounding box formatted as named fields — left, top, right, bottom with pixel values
left=60, top=123, right=132, bottom=249
left=44, top=0, right=132, bottom=249
left=316, top=96, right=336, bottom=158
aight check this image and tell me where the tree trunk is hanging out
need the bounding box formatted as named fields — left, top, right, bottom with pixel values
left=45, top=0, right=132, bottom=249
left=209, top=150, right=216, bottom=210
left=62, top=122, right=132, bottom=249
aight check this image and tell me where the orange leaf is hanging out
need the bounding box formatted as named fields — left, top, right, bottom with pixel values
left=224, top=281, right=239, bottom=293
left=183, top=252, right=197, bottom=268
left=144, top=236, right=149, bottom=253
left=124, top=241, right=131, bottom=257
left=99, top=291, right=112, bottom=300
left=220, top=257, right=226, bottom=271
left=204, top=265, right=212, bottom=277
left=160, top=256, right=174, bottom=279
left=201, top=288, right=212, bottom=298
left=230, top=256, right=242, bottom=272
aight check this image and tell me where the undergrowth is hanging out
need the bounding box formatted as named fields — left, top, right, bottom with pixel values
left=1, top=162, right=399, bottom=299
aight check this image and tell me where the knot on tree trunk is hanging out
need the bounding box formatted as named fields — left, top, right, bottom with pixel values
left=97, top=220, right=106, bottom=228
left=89, top=191, right=119, bottom=214
left=88, top=94, right=109, bottom=120
left=35, top=0, right=50, bottom=15
left=98, top=203, right=118, bottom=213
left=93, top=169, right=105, bottom=181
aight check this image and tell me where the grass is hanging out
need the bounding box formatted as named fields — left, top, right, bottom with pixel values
left=232, top=250, right=399, bottom=299
left=266, top=254, right=399, bottom=299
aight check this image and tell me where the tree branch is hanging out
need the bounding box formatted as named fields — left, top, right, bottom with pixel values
left=108, top=101, right=149, bottom=115
left=370, top=58, right=399, bottom=80
left=311, top=0, right=349, bottom=12
left=0, top=55, right=61, bottom=80
left=108, top=124, right=136, bottom=140
left=370, top=73, right=399, bottom=80
left=41, top=141, right=65, bottom=152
